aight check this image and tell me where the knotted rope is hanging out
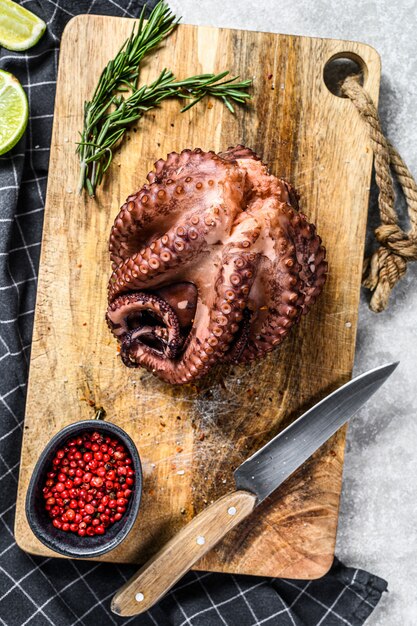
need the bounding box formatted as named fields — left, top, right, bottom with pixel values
left=340, top=75, right=417, bottom=312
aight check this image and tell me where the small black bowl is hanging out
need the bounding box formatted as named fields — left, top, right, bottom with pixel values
left=26, top=420, right=142, bottom=558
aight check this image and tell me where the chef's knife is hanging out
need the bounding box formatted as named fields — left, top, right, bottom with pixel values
left=111, top=362, right=398, bottom=616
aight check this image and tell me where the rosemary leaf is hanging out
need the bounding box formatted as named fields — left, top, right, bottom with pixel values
left=77, top=0, right=252, bottom=196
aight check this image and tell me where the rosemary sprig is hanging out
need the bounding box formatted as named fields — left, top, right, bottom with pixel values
left=77, top=1, right=252, bottom=196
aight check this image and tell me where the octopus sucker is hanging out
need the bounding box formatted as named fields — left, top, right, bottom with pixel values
left=106, top=146, right=327, bottom=384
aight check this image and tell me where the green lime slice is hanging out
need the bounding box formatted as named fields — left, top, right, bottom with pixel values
left=0, top=0, right=46, bottom=51
left=0, top=69, right=28, bottom=155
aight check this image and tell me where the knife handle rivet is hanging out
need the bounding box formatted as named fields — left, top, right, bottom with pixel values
left=196, top=535, right=206, bottom=545
left=228, top=506, right=237, bottom=516
left=135, top=592, right=145, bottom=603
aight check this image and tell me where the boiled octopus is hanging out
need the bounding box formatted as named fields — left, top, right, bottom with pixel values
left=106, top=146, right=327, bottom=384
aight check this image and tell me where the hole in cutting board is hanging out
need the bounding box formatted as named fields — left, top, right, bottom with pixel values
left=323, top=52, right=367, bottom=98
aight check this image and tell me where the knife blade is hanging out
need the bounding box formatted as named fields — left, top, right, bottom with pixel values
left=111, top=362, right=398, bottom=616
left=235, top=361, right=399, bottom=502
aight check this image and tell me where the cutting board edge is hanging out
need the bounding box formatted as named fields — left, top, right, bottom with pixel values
left=60, top=14, right=382, bottom=118
left=13, top=519, right=337, bottom=581
left=61, top=12, right=382, bottom=71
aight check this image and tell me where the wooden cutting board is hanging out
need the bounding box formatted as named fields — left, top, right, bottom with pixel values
left=15, top=15, right=380, bottom=578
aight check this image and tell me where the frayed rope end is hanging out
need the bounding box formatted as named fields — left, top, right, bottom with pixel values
left=362, top=247, right=408, bottom=313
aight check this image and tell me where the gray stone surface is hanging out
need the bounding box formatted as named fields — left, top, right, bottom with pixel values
left=170, top=1, right=417, bottom=623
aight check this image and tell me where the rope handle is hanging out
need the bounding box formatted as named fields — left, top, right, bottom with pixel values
left=340, top=75, right=417, bottom=312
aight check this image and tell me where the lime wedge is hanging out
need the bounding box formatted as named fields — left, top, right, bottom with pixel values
left=0, top=70, right=28, bottom=155
left=0, top=0, right=46, bottom=51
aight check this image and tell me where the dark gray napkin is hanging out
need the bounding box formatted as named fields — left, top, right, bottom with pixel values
left=0, top=1, right=388, bottom=624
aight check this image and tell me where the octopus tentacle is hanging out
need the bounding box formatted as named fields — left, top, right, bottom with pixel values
left=291, top=212, right=327, bottom=314
left=239, top=211, right=326, bottom=362
left=107, top=292, right=182, bottom=362
left=218, top=144, right=261, bottom=163
left=114, top=251, right=258, bottom=384
left=107, top=205, right=227, bottom=301
left=109, top=148, right=245, bottom=269
left=148, top=148, right=221, bottom=184
left=109, top=179, right=190, bottom=269
left=106, top=146, right=327, bottom=384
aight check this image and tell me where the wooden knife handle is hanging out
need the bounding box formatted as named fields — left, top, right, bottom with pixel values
left=111, top=490, right=257, bottom=616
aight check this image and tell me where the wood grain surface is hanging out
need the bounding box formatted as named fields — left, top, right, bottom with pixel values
left=14, top=16, right=380, bottom=578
